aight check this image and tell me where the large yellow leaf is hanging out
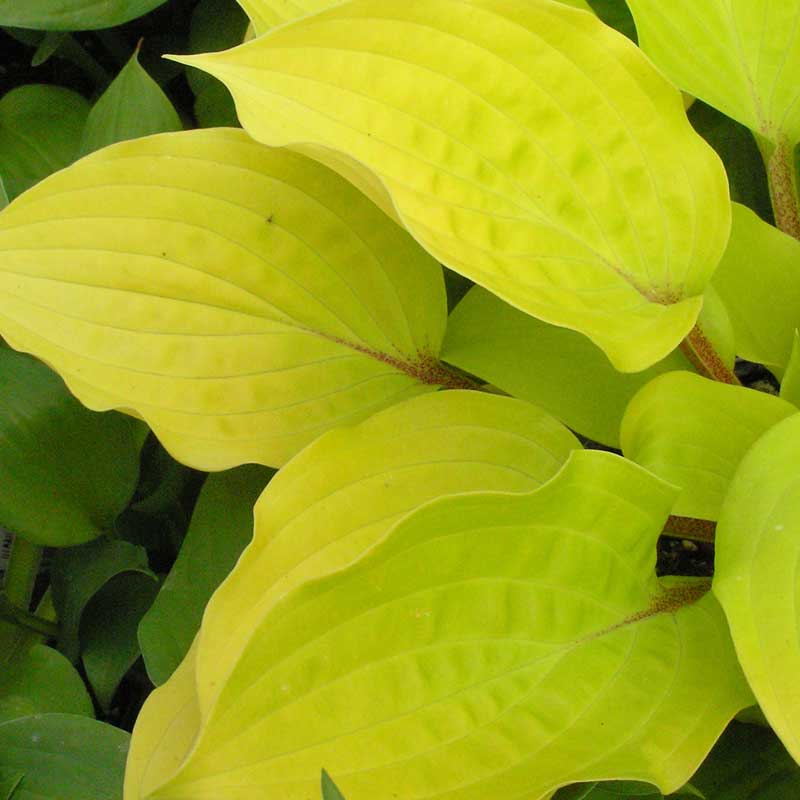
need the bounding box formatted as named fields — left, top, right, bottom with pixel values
left=177, top=0, right=731, bottom=371
left=0, top=128, right=453, bottom=470
left=125, top=389, right=580, bottom=797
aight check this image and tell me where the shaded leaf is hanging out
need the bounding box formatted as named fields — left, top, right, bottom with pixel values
left=0, top=714, right=128, bottom=800
left=443, top=286, right=694, bottom=447
left=0, top=128, right=451, bottom=470
left=621, top=371, right=795, bottom=520
left=0, top=0, right=168, bottom=31
left=78, top=48, right=182, bottom=158
left=712, top=203, right=800, bottom=374
left=321, top=770, right=346, bottom=800
left=126, top=389, right=580, bottom=797
left=179, top=0, right=730, bottom=371
left=0, top=347, right=146, bottom=547
left=714, top=413, right=800, bottom=761
left=50, top=538, right=156, bottom=661
left=0, top=84, right=89, bottom=201
left=131, top=451, right=750, bottom=799
left=690, top=722, right=800, bottom=799
left=138, top=464, right=273, bottom=686
left=81, top=573, right=160, bottom=712
left=780, top=331, right=800, bottom=407
left=0, top=644, right=93, bottom=724
left=586, top=0, right=637, bottom=41
left=30, top=31, right=65, bottom=66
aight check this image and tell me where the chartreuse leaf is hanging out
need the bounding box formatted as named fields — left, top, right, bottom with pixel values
left=50, top=538, right=156, bottom=662
left=235, top=0, right=592, bottom=36
left=0, top=347, right=145, bottom=547
left=125, top=389, right=580, bottom=797
left=780, top=332, right=800, bottom=407
left=714, top=413, right=800, bottom=762
left=690, top=722, right=800, bottom=799
left=712, top=203, right=800, bottom=375
left=0, top=644, right=93, bottom=724
left=139, top=464, right=274, bottom=686
left=132, top=450, right=751, bottom=799
left=177, top=0, right=730, bottom=372
left=0, top=0, right=167, bottom=30
left=621, top=371, right=795, bottom=521
left=625, top=1, right=800, bottom=147
left=0, top=714, right=128, bottom=800
left=0, top=128, right=451, bottom=470
left=0, top=85, right=89, bottom=201
left=79, top=48, right=182, bottom=158
left=443, top=287, right=694, bottom=447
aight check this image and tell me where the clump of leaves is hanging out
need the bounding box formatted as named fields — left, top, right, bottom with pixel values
left=1, top=1, right=800, bottom=799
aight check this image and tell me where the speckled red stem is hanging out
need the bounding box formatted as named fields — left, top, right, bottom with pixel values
left=679, top=325, right=740, bottom=385
left=765, top=137, right=800, bottom=241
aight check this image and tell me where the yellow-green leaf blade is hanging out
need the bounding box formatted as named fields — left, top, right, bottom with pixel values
left=714, top=413, right=800, bottom=762
left=0, top=128, right=449, bottom=470
left=141, top=451, right=751, bottom=799
left=621, top=371, right=796, bottom=520
left=712, top=203, right=800, bottom=375
left=177, top=0, right=730, bottom=371
left=126, top=389, right=579, bottom=796
left=626, top=0, right=800, bottom=146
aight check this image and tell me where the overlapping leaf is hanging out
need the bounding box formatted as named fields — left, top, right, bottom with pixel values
left=625, top=0, right=800, bottom=146
left=714, top=413, right=800, bottom=762
left=0, top=128, right=452, bottom=470
left=443, top=287, right=694, bottom=447
left=131, top=450, right=751, bottom=799
left=178, top=0, right=731, bottom=371
left=712, top=203, right=800, bottom=375
left=126, top=389, right=580, bottom=796
left=621, top=371, right=795, bottom=520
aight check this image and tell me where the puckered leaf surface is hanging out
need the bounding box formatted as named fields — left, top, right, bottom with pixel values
left=621, top=371, right=795, bottom=520
left=714, top=413, right=800, bottom=763
left=0, top=128, right=451, bottom=470
left=626, top=0, right=800, bottom=146
left=177, top=0, right=731, bottom=371
left=125, top=389, right=580, bottom=797
left=131, top=450, right=751, bottom=799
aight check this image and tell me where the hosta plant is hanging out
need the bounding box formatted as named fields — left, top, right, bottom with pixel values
left=1, top=0, right=800, bottom=798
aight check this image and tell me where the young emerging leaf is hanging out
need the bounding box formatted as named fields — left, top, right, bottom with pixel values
left=0, top=129, right=453, bottom=469
left=130, top=451, right=751, bottom=799
left=125, top=389, right=580, bottom=796
left=714, top=413, right=800, bottom=763
left=79, top=48, right=182, bottom=157
left=712, top=204, right=800, bottom=375
left=621, top=371, right=795, bottom=520
left=443, top=287, right=694, bottom=447
left=177, top=0, right=731, bottom=371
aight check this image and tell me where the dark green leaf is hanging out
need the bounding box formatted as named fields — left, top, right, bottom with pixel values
left=0, top=645, right=93, bottom=724
left=554, top=784, right=599, bottom=800
left=193, top=79, right=239, bottom=128
left=81, top=573, right=159, bottom=712
left=0, top=774, right=22, bottom=799
left=0, top=84, right=89, bottom=200
left=321, top=770, right=346, bottom=800
left=51, top=537, right=155, bottom=661
left=0, top=177, right=7, bottom=209
left=138, top=464, right=273, bottom=685
left=0, top=348, right=146, bottom=547
left=30, top=30, right=65, bottom=66
left=690, top=722, right=800, bottom=799
left=587, top=0, right=637, bottom=41
left=0, top=714, right=128, bottom=800
left=0, top=0, right=168, bottom=31
left=79, top=47, right=182, bottom=157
